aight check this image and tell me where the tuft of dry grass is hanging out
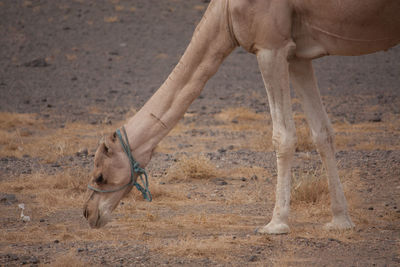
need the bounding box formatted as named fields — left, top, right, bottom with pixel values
left=291, top=166, right=329, bottom=205
left=165, top=154, right=220, bottom=181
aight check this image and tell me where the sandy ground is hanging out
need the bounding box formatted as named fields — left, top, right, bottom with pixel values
left=1, top=0, right=399, bottom=266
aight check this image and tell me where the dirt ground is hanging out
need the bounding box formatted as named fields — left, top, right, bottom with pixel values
left=1, top=0, right=399, bottom=266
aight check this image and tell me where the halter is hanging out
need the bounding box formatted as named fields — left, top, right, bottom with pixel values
left=87, top=126, right=152, bottom=202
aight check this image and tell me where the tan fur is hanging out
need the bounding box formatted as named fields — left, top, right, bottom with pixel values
left=83, top=0, right=400, bottom=233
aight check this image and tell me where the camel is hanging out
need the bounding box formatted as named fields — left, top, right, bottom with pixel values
left=83, top=0, right=400, bottom=233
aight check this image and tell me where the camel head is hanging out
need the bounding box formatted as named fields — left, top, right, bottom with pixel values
left=83, top=131, right=133, bottom=228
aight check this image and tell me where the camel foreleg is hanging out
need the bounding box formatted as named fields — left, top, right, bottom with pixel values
left=256, top=43, right=297, bottom=234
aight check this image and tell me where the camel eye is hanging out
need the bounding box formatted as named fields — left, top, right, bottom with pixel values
left=95, top=174, right=105, bottom=184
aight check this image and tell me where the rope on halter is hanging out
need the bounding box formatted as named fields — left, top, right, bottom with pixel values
left=116, top=127, right=152, bottom=202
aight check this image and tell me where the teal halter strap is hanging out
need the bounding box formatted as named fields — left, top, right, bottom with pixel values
left=87, top=126, right=152, bottom=202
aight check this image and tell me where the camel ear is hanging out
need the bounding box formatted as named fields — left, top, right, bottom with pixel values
left=103, top=132, right=118, bottom=155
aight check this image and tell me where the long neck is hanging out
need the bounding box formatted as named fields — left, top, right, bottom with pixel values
left=124, top=0, right=236, bottom=167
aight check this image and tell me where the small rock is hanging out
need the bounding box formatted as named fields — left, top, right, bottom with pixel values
left=369, top=113, right=382, bottom=122
left=7, top=254, right=18, bottom=261
left=54, top=240, right=60, bottom=243
left=368, top=207, right=374, bottom=210
left=103, top=118, right=112, bottom=125
left=217, top=148, right=227, bottom=153
left=251, top=175, right=258, bottom=181
left=248, top=255, right=258, bottom=262
left=77, top=248, right=85, bottom=253
left=30, top=256, right=39, bottom=264
left=0, top=194, right=18, bottom=205
left=328, top=238, right=342, bottom=243
left=212, top=178, right=228, bottom=186
left=76, top=148, right=88, bottom=157
left=241, top=177, right=247, bottom=181
left=24, top=58, right=49, bottom=67
left=22, top=168, right=32, bottom=174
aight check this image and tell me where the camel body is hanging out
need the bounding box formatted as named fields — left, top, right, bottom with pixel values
left=83, top=0, right=400, bottom=233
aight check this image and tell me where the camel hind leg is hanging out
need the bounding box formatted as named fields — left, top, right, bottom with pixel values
left=289, top=57, right=354, bottom=230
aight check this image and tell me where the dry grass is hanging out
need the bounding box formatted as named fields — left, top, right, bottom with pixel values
left=42, top=250, right=89, bottom=267
left=127, top=181, right=188, bottom=202
left=1, top=167, right=89, bottom=210
left=334, top=120, right=400, bottom=151
left=0, top=111, right=43, bottom=128
left=215, top=107, right=266, bottom=122
left=293, top=113, right=314, bottom=152
left=153, top=235, right=240, bottom=261
left=291, top=166, right=329, bottom=205
left=0, top=112, right=116, bottom=162
left=165, top=154, right=221, bottom=181
left=1, top=108, right=399, bottom=265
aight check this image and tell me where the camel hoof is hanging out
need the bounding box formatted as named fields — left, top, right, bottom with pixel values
left=323, top=216, right=355, bottom=231
left=256, top=222, right=290, bottom=235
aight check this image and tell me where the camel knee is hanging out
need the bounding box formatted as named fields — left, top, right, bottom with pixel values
left=311, top=125, right=335, bottom=153
left=272, top=130, right=297, bottom=157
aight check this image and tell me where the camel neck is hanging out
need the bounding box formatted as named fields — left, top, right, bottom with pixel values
left=123, top=0, right=235, bottom=167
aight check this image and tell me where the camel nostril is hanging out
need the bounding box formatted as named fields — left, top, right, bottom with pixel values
left=83, top=208, right=89, bottom=219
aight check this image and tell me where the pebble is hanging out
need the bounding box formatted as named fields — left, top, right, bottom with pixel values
left=0, top=194, right=18, bottom=205
left=212, top=178, right=228, bottom=186
left=218, top=148, right=227, bottom=153
left=24, top=58, right=49, bottom=67
left=76, top=148, right=88, bottom=157
left=248, top=255, right=258, bottom=262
